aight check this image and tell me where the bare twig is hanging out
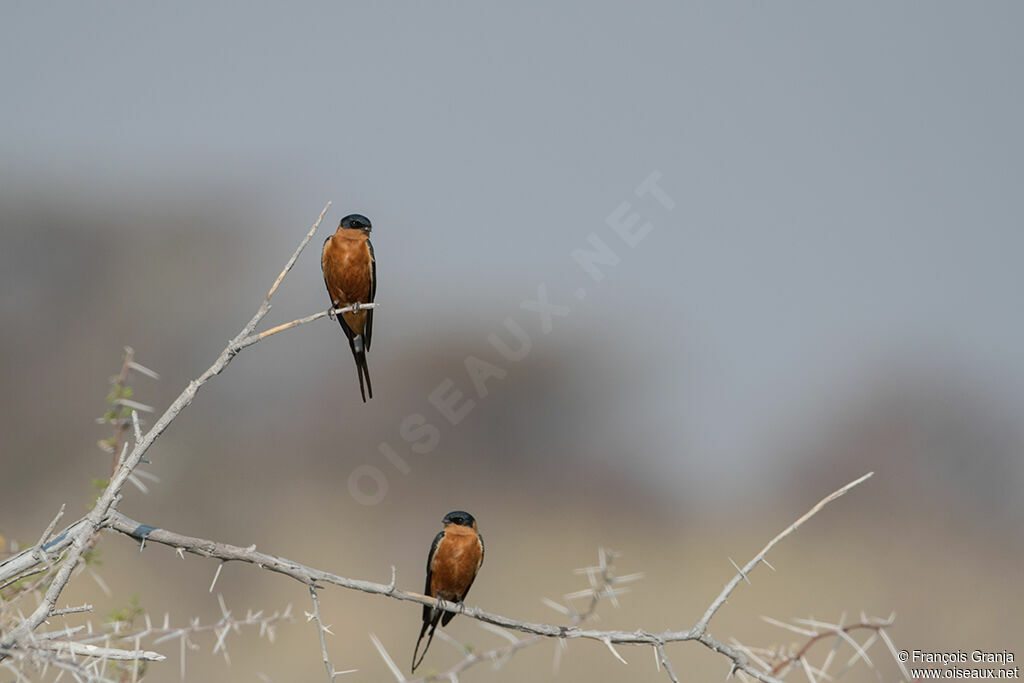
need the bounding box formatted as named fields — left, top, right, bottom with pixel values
left=0, top=644, right=118, bottom=682
left=31, top=505, right=65, bottom=568
left=235, top=304, right=378, bottom=351
left=694, top=472, right=874, bottom=634
left=100, top=347, right=138, bottom=477
left=765, top=617, right=894, bottom=675
left=307, top=586, right=340, bottom=681
left=29, top=639, right=165, bottom=662
left=369, top=633, right=404, bottom=682
left=0, top=518, right=91, bottom=588
left=655, top=642, right=680, bottom=683
left=877, top=620, right=911, bottom=681
left=49, top=604, right=93, bottom=617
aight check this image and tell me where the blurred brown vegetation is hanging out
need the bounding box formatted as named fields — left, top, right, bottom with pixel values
left=1, top=187, right=1021, bottom=682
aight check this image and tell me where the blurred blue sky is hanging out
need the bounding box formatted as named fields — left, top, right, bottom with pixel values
left=2, top=1, right=1022, bottom=492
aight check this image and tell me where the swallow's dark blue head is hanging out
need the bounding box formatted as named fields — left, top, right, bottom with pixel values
left=443, top=511, right=476, bottom=528
left=340, top=214, right=372, bottom=232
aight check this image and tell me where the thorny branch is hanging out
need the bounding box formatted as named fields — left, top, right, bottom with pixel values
left=0, top=203, right=342, bottom=660
left=764, top=615, right=899, bottom=678
left=695, top=472, right=874, bottom=635
left=39, top=475, right=872, bottom=682
left=0, top=643, right=119, bottom=683
left=723, top=614, right=903, bottom=683
left=96, top=346, right=155, bottom=479
left=0, top=204, right=889, bottom=682
left=1, top=600, right=292, bottom=683
left=306, top=585, right=356, bottom=681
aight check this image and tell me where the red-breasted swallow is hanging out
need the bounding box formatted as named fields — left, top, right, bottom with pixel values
left=411, top=510, right=485, bottom=672
left=321, top=213, right=376, bottom=401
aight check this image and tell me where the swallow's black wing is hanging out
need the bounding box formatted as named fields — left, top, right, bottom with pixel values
left=421, top=530, right=443, bottom=622
left=365, top=237, right=375, bottom=351
left=412, top=530, right=445, bottom=672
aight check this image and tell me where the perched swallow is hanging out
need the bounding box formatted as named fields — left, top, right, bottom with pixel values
left=321, top=213, right=376, bottom=401
left=411, top=510, right=485, bottom=673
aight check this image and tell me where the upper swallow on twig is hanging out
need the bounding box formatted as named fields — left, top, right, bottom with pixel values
left=411, top=510, right=485, bottom=672
left=321, top=213, right=376, bottom=401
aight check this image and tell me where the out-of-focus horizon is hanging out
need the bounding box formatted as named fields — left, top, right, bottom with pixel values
left=2, top=3, right=1022, bottom=681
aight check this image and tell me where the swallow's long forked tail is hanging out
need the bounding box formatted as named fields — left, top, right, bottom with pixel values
left=411, top=610, right=441, bottom=673
left=348, top=334, right=373, bottom=402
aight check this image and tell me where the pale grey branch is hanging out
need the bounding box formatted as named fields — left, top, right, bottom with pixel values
left=307, top=586, right=337, bottom=682
left=33, top=639, right=166, bottom=662
left=694, top=471, right=874, bottom=634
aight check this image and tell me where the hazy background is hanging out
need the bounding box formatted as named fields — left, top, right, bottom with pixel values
left=2, top=2, right=1022, bottom=681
